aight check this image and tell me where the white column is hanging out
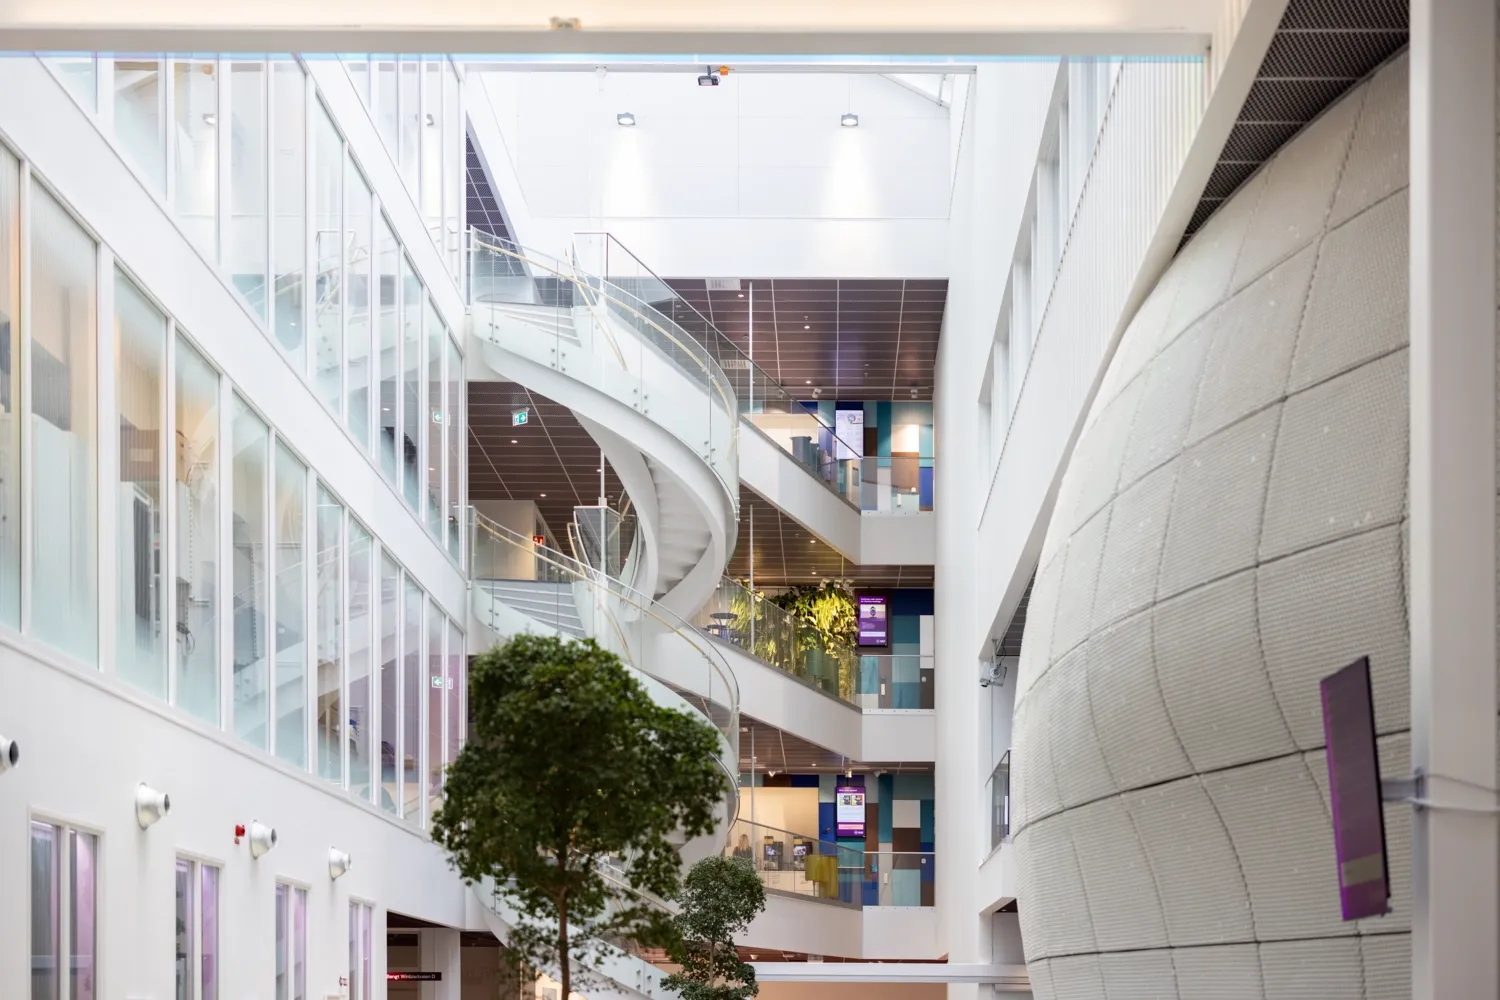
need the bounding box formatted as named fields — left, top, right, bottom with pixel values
left=1409, top=4, right=1499, bottom=1000
left=418, top=927, right=461, bottom=1000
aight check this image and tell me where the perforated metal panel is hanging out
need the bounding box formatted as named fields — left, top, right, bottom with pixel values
left=1181, top=0, right=1408, bottom=245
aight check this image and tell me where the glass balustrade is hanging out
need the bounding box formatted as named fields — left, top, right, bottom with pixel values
left=724, top=818, right=935, bottom=908
left=574, top=232, right=933, bottom=514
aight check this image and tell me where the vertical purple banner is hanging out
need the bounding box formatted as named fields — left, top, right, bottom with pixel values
left=1320, top=656, right=1390, bottom=920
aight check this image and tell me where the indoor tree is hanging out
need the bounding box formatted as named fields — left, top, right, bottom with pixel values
left=433, top=633, right=728, bottom=999
left=663, top=855, right=768, bottom=1000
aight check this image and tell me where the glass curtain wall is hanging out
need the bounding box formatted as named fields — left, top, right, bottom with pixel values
left=400, top=256, right=421, bottom=509
left=373, top=56, right=398, bottom=152
left=424, top=300, right=443, bottom=535
left=347, top=519, right=373, bottom=801
left=274, top=442, right=307, bottom=768
left=445, top=335, right=462, bottom=558
left=175, top=336, right=220, bottom=724
left=114, top=57, right=165, bottom=193
left=378, top=553, right=399, bottom=814
left=315, top=485, right=343, bottom=783
left=401, top=574, right=421, bottom=823
left=442, top=63, right=461, bottom=277
left=231, top=396, right=270, bottom=749
left=115, top=270, right=167, bottom=698
left=271, top=60, right=305, bottom=365
left=398, top=57, right=420, bottom=194
left=426, top=598, right=444, bottom=819
left=421, top=58, right=443, bottom=248
left=172, top=58, right=218, bottom=254
left=29, top=186, right=98, bottom=666
left=446, top=617, right=463, bottom=765
left=229, top=61, right=268, bottom=317
left=345, top=159, right=372, bottom=449
left=376, top=217, right=399, bottom=481
left=311, top=102, right=342, bottom=413
left=0, top=149, right=17, bottom=628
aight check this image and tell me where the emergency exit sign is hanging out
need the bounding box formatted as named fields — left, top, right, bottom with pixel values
left=512, top=408, right=529, bottom=426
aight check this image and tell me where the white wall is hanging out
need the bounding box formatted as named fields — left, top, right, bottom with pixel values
left=471, top=70, right=953, bottom=278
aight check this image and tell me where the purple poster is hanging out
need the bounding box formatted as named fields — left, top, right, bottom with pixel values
left=1320, top=656, right=1390, bottom=920
left=835, top=785, right=866, bottom=838
left=857, top=594, right=888, bottom=647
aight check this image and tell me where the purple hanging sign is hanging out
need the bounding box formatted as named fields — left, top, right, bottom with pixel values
left=1320, top=656, right=1390, bottom=920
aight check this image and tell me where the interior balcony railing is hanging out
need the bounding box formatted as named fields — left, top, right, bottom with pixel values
left=468, top=231, right=741, bottom=516
left=694, top=577, right=934, bottom=711
left=725, top=818, right=935, bottom=908
left=573, top=232, right=933, bottom=515
left=468, top=508, right=741, bottom=825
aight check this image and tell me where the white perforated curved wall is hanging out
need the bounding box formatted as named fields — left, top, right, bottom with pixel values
left=1012, top=53, right=1428, bottom=1000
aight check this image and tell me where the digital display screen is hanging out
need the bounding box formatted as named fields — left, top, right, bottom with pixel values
left=836, top=785, right=866, bottom=838
left=857, top=594, right=888, bottom=647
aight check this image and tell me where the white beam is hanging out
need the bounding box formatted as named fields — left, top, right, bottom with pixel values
left=751, top=962, right=1029, bottom=986
left=1409, top=4, right=1499, bottom=1000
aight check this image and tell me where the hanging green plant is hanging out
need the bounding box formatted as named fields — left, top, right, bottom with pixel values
left=768, top=582, right=857, bottom=651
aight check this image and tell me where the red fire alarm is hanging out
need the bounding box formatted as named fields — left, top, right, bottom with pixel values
left=234, top=824, right=246, bottom=845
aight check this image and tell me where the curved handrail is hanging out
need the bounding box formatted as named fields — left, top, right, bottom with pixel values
left=469, top=509, right=740, bottom=826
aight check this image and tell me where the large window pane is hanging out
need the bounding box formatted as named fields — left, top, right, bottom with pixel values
left=378, top=554, right=399, bottom=814
left=69, top=830, right=97, bottom=1000
left=172, top=59, right=218, bottom=254
left=345, top=159, right=372, bottom=448
left=271, top=60, right=305, bottom=364
left=292, top=887, right=307, bottom=1000
left=30, top=187, right=97, bottom=665
left=49, top=56, right=97, bottom=112
left=229, top=61, right=268, bottom=317
left=398, top=57, right=420, bottom=196
left=426, top=598, right=444, bottom=819
left=376, top=217, right=399, bottom=480
left=0, top=147, right=18, bottom=626
left=445, top=335, right=463, bottom=559
left=175, top=859, right=194, bottom=1000
left=401, top=575, right=421, bottom=823
left=175, top=336, right=220, bottom=723
left=274, top=884, right=288, bottom=1000
left=373, top=56, right=398, bottom=155
left=400, top=257, right=421, bottom=509
left=231, top=396, right=270, bottom=748
left=421, top=58, right=443, bottom=248
left=115, top=58, right=164, bottom=192
left=31, top=821, right=59, bottom=1000
left=424, top=300, right=443, bottom=536
left=200, top=866, right=219, bottom=1000
left=312, top=103, right=342, bottom=410
left=345, top=56, right=369, bottom=103
left=115, top=270, right=167, bottom=698
left=274, top=443, right=306, bottom=768
left=443, top=63, right=461, bottom=278
left=315, top=485, right=343, bottom=784
left=347, top=519, right=373, bottom=801
left=446, top=618, right=463, bottom=765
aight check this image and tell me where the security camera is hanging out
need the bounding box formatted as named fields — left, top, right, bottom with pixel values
left=135, top=783, right=171, bottom=828
left=328, top=848, right=353, bottom=880
left=0, top=734, right=17, bottom=773
left=248, top=821, right=278, bottom=859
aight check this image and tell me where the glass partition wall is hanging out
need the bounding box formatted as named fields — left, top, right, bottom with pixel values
left=0, top=133, right=465, bottom=824
left=43, top=54, right=467, bottom=568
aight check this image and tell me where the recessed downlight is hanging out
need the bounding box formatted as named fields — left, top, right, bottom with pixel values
left=616, top=111, right=636, bottom=127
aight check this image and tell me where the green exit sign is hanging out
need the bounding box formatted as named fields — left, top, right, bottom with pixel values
left=512, top=408, right=529, bottom=426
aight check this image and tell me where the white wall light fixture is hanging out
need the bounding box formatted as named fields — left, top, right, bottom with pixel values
left=616, top=111, right=636, bottom=127
left=135, top=783, right=171, bottom=828
left=247, top=821, right=278, bottom=859
left=328, top=848, right=354, bottom=880
left=840, top=112, right=859, bottom=128
left=0, top=734, right=16, bottom=773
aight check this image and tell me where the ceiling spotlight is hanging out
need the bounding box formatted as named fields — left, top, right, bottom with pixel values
left=0, top=734, right=16, bottom=773
left=511, top=439, right=518, bottom=444
left=803, top=324, right=810, bottom=330
left=616, top=111, right=636, bottom=127
left=329, top=848, right=354, bottom=880
left=135, top=783, right=171, bottom=829
left=539, top=493, right=547, bottom=498
left=910, top=388, right=919, bottom=399
left=840, top=112, right=859, bottom=128
left=738, top=293, right=745, bottom=298
left=805, top=380, right=812, bottom=385
left=697, top=65, right=720, bottom=87
left=246, top=820, right=278, bottom=859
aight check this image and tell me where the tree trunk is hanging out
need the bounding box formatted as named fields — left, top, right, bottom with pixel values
left=558, top=892, right=570, bottom=1000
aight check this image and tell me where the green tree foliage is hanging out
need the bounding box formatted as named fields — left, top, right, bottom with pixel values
left=432, top=634, right=728, bottom=1000
left=769, top=582, right=857, bottom=650
left=663, top=856, right=768, bottom=1000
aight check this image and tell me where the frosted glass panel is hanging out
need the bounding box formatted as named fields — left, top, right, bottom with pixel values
left=274, top=443, right=306, bottom=768
left=231, top=396, right=270, bottom=748
left=172, top=59, right=218, bottom=254
left=0, top=149, right=21, bottom=628
left=175, top=335, right=220, bottom=724
left=201, top=866, right=219, bottom=1000
left=315, top=485, right=343, bottom=784
left=347, top=519, right=373, bottom=801
left=378, top=554, right=399, bottom=814
left=29, top=187, right=97, bottom=666
left=229, top=61, right=268, bottom=317
left=401, top=575, right=421, bottom=823
left=271, top=60, right=305, bottom=365
left=114, top=58, right=164, bottom=192
left=175, top=858, right=193, bottom=1000
left=69, top=830, right=97, bottom=1000
left=376, top=217, right=399, bottom=480
left=30, top=821, right=59, bottom=1000
left=115, top=269, right=166, bottom=698
left=312, top=103, right=342, bottom=411
left=345, top=159, right=372, bottom=448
